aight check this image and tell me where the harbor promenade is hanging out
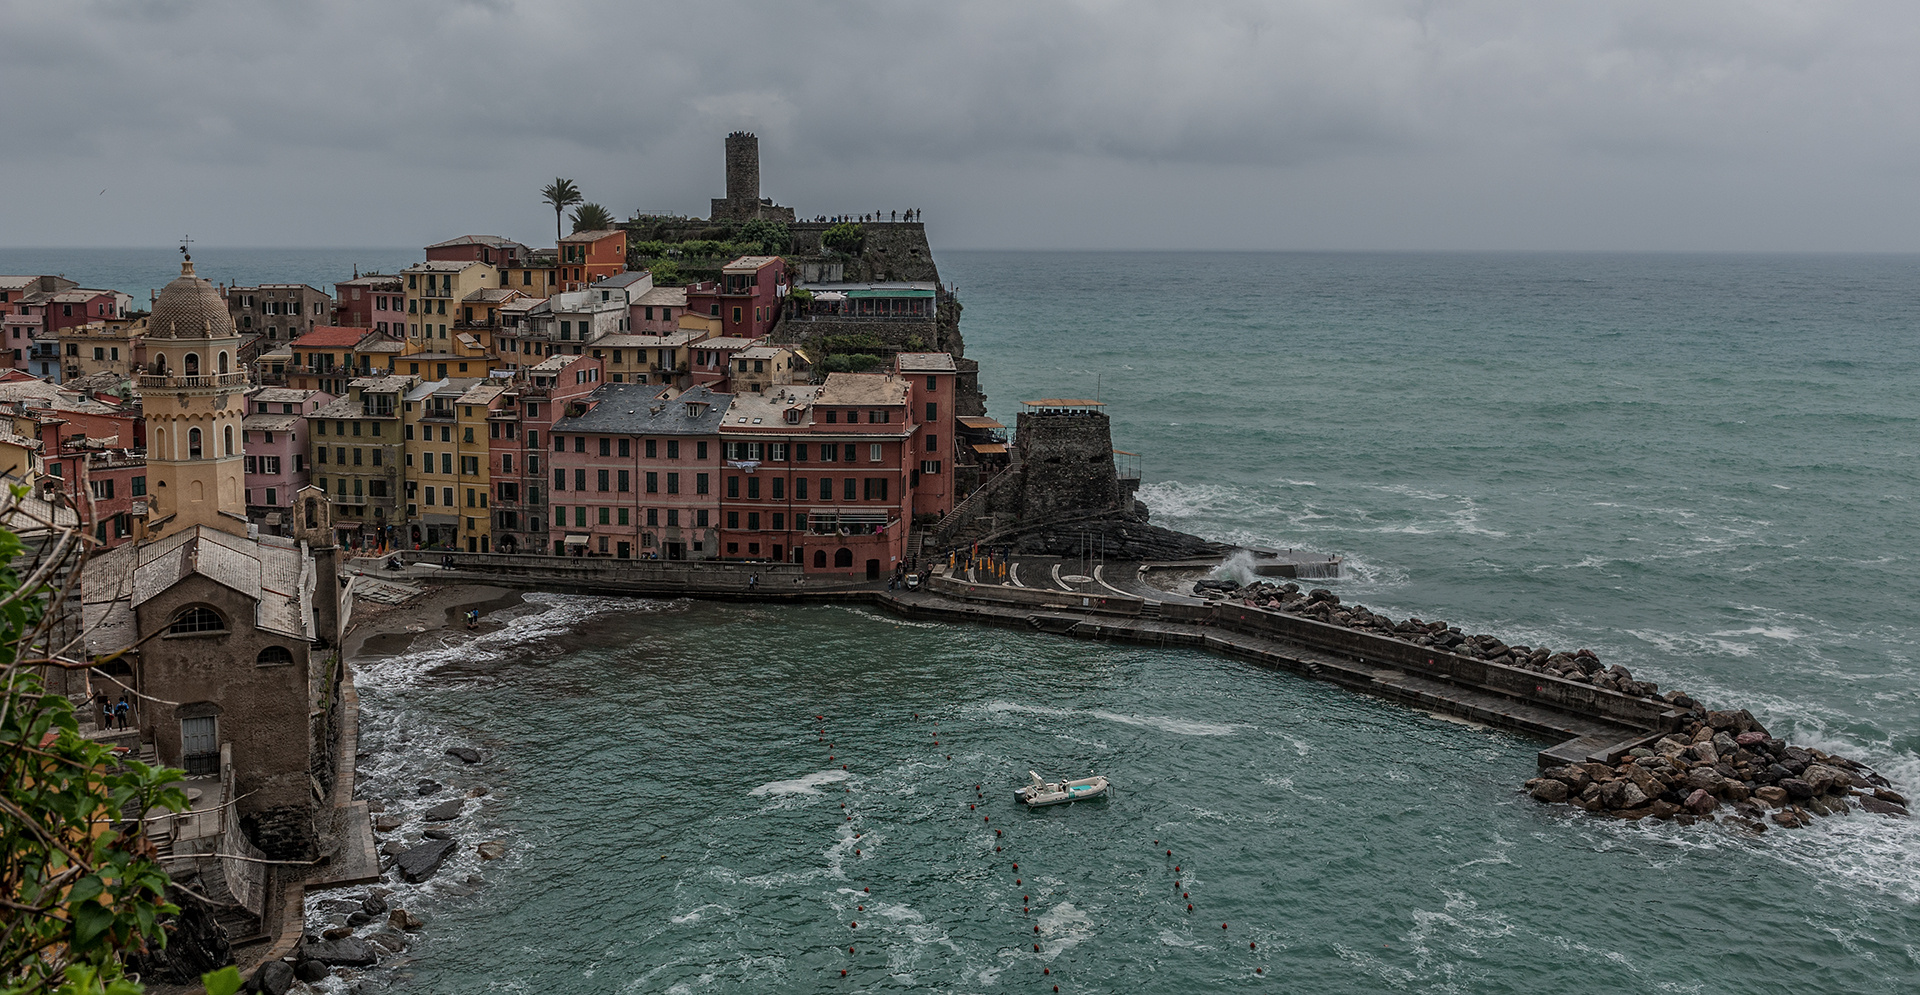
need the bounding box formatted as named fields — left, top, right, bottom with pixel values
left=357, top=551, right=1673, bottom=768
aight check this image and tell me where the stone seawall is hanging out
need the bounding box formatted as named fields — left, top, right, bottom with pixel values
left=360, top=553, right=1906, bottom=831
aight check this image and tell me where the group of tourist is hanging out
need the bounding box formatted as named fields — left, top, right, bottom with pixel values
left=815, top=209, right=922, bottom=223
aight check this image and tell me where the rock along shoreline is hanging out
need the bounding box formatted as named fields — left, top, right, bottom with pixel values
left=1194, top=577, right=1909, bottom=830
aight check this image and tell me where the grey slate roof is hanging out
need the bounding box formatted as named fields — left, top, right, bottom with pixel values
left=553, top=383, right=731, bottom=436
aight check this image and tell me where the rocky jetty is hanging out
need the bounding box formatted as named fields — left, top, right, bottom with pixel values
left=1195, top=578, right=1905, bottom=827
left=1529, top=713, right=1908, bottom=828
left=1197, top=579, right=1675, bottom=702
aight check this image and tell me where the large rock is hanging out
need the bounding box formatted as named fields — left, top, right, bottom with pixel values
left=1781, top=778, right=1815, bottom=800
left=248, top=960, right=294, bottom=995
left=1687, top=742, right=1719, bottom=765
left=423, top=799, right=465, bottom=822
left=395, top=838, right=457, bottom=883
left=292, top=960, right=330, bottom=983
left=1859, top=795, right=1910, bottom=818
left=374, top=814, right=403, bottom=833
left=1683, top=768, right=1724, bottom=792
left=1528, top=778, right=1569, bottom=803
left=477, top=840, right=507, bottom=861
left=1801, top=764, right=1847, bottom=795
left=369, top=931, right=409, bottom=953
left=1753, top=785, right=1790, bottom=806
left=388, top=907, right=426, bottom=932
left=1544, top=766, right=1592, bottom=793
left=301, top=936, right=378, bottom=967
left=1735, top=731, right=1769, bottom=747
left=1600, top=780, right=1648, bottom=810
left=1705, top=710, right=1742, bottom=731
left=446, top=746, right=482, bottom=764
left=416, top=780, right=442, bottom=796
left=1683, top=789, right=1717, bottom=814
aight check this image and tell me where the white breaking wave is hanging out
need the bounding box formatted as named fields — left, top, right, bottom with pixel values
left=749, top=769, right=852, bottom=796
left=354, top=592, right=686, bottom=691
left=982, top=700, right=1245, bottom=737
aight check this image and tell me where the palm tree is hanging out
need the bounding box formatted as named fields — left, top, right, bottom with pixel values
left=570, top=202, right=614, bottom=233
left=540, top=178, right=582, bottom=242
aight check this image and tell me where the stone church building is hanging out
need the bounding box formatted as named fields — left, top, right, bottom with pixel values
left=81, top=257, right=344, bottom=859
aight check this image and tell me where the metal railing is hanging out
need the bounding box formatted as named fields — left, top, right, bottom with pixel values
left=135, top=372, right=249, bottom=389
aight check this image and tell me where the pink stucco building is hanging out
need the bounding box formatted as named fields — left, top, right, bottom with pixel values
left=244, top=386, right=332, bottom=532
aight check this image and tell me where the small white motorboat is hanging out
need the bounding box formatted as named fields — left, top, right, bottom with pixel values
left=1014, top=770, right=1111, bottom=807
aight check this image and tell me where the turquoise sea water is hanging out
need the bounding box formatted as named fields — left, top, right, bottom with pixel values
left=14, top=247, right=1919, bottom=989
left=336, top=251, right=1920, bottom=992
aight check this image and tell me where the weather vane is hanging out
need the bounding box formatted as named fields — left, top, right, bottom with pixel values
left=179, top=235, right=193, bottom=262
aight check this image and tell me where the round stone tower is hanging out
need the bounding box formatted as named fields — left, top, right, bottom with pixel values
left=725, top=131, right=760, bottom=208
left=139, top=255, right=250, bottom=539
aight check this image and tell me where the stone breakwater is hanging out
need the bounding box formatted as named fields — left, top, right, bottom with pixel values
left=1194, top=578, right=1908, bottom=828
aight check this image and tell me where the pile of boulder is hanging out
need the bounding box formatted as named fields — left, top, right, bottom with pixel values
left=1527, top=709, right=1908, bottom=828
left=1193, top=577, right=1907, bottom=829
left=1194, top=580, right=1674, bottom=702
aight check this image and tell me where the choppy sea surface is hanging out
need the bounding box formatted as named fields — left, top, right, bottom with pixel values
left=18, top=247, right=1920, bottom=989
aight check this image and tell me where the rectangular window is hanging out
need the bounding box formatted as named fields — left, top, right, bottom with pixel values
left=317, top=448, right=328, bottom=465
left=554, top=435, right=565, bottom=452
left=696, top=509, right=709, bottom=527
left=618, top=507, right=630, bottom=525
left=696, top=441, right=708, bottom=460
left=773, top=512, right=784, bottom=531
left=795, top=478, right=808, bottom=500
left=575, top=437, right=586, bottom=453
left=870, top=443, right=883, bottom=462
left=768, top=443, right=787, bottom=461
left=926, top=402, right=937, bottom=421
left=442, top=486, right=454, bottom=507
left=727, top=511, right=740, bottom=529
left=666, top=472, right=679, bottom=494
left=619, top=438, right=631, bottom=458
left=727, top=476, right=739, bottom=498
left=575, top=506, right=588, bottom=527
left=796, top=443, right=809, bottom=462
left=353, top=448, right=364, bottom=466
left=467, top=488, right=477, bottom=507
left=574, top=468, right=587, bottom=490
left=645, top=438, right=656, bottom=459
left=864, top=478, right=890, bottom=501
left=926, top=434, right=938, bottom=452
left=599, top=437, right=610, bottom=457
left=598, top=507, right=610, bottom=525
left=666, top=440, right=679, bottom=459
left=695, top=473, right=708, bottom=495
left=821, top=444, right=836, bottom=463
left=771, top=478, right=784, bottom=499
left=747, top=477, right=760, bottom=499
left=646, top=471, right=659, bottom=493
left=131, top=476, right=146, bottom=496
left=921, top=460, right=942, bottom=475
left=618, top=469, right=630, bottom=492
left=819, top=477, right=833, bottom=501
left=826, top=410, right=837, bottom=424
left=747, top=512, right=760, bottom=530
left=442, top=452, right=453, bottom=475
left=597, top=469, right=610, bottom=491
left=843, top=478, right=857, bottom=501
left=844, top=444, right=857, bottom=463
left=554, top=468, right=566, bottom=490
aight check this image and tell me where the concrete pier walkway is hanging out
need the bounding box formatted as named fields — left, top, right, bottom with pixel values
left=352, top=551, right=1675, bottom=769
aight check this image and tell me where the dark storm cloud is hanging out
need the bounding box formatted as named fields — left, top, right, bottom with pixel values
left=2, top=0, right=1916, bottom=250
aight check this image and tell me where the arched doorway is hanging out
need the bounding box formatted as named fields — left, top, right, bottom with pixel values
left=834, top=547, right=852, bottom=568
left=813, top=549, right=826, bottom=569
left=866, top=559, right=881, bottom=580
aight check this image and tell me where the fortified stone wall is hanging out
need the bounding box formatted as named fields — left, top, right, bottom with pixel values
left=1009, top=411, right=1125, bottom=520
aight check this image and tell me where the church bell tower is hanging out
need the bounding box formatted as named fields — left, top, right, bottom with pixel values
left=138, top=250, right=251, bottom=540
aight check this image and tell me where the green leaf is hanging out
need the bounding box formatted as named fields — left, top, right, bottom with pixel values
left=71, top=900, right=114, bottom=948
left=201, top=965, right=244, bottom=995
left=66, top=875, right=104, bottom=904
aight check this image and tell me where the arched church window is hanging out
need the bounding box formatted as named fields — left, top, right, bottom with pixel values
left=168, top=605, right=227, bottom=635
left=256, top=645, right=294, bottom=666
left=152, top=353, right=167, bottom=375
left=184, top=353, right=200, bottom=375
left=218, top=352, right=229, bottom=374
left=188, top=428, right=202, bottom=459
left=224, top=425, right=234, bottom=456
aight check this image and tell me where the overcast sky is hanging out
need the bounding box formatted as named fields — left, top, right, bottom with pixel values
left=4, top=0, right=1918, bottom=252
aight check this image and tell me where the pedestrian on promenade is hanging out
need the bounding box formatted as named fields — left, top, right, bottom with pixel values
left=749, top=573, right=759, bottom=592
left=115, top=695, right=130, bottom=730
left=99, top=694, right=114, bottom=730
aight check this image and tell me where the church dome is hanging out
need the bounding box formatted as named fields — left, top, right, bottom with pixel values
left=148, top=258, right=237, bottom=340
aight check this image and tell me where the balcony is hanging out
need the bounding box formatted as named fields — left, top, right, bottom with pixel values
left=136, top=372, right=249, bottom=390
